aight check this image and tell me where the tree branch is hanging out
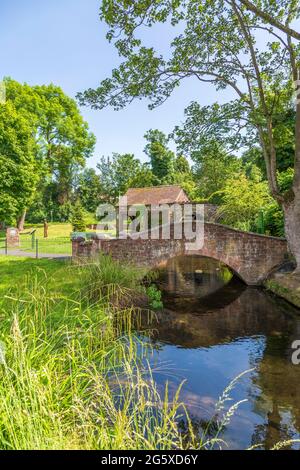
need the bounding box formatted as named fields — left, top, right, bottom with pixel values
left=238, top=0, right=300, bottom=41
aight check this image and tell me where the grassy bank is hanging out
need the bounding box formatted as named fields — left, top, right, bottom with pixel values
left=0, top=256, right=296, bottom=450
left=0, top=256, right=194, bottom=450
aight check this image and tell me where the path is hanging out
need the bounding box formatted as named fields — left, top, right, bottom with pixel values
left=0, top=249, right=71, bottom=259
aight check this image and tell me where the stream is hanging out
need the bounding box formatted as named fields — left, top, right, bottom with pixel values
left=137, top=255, right=300, bottom=450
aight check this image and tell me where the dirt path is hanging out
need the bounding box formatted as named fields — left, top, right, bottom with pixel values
left=0, top=249, right=71, bottom=260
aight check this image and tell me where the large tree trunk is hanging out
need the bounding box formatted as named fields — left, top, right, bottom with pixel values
left=17, top=209, right=27, bottom=231
left=283, top=197, right=300, bottom=272
left=287, top=69, right=300, bottom=272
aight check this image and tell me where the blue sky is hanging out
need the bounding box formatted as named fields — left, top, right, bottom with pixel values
left=0, top=0, right=235, bottom=168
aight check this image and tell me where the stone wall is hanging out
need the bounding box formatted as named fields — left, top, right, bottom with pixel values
left=72, top=222, right=288, bottom=285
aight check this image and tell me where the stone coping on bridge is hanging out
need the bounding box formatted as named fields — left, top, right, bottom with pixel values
left=206, top=222, right=286, bottom=241
left=72, top=222, right=287, bottom=242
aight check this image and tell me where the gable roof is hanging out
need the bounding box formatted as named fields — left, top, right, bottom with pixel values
left=120, top=185, right=190, bottom=206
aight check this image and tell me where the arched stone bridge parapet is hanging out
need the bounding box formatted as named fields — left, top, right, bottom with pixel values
left=72, top=222, right=288, bottom=285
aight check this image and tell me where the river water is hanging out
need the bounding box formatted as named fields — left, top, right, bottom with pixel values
left=138, top=255, right=300, bottom=450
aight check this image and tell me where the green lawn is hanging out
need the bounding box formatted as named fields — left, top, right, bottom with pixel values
left=0, top=256, right=80, bottom=298
left=1, top=223, right=116, bottom=256
left=23, top=222, right=73, bottom=238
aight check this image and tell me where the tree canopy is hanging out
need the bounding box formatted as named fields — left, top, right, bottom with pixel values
left=78, top=0, right=300, bottom=269
left=2, top=78, right=95, bottom=226
left=0, top=101, right=39, bottom=225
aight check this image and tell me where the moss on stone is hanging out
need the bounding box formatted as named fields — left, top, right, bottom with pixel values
left=265, top=276, right=300, bottom=309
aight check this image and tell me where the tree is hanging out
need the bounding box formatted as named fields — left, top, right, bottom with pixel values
left=78, top=0, right=300, bottom=271
left=242, top=107, right=296, bottom=175
left=71, top=201, right=86, bottom=232
left=174, top=155, right=190, bottom=174
left=33, top=83, right=95, bottom=205
left=219, top=173, right=273, bottom=232
left=97, top=153, right=153, bottom=202
left=77, top=168, right=103, bottom=213
left=0, top=101, right=39, bottom=226
left=172, top=155, right=196, bottom=198
left=144, top=129, right=175, bottom=184
left=4, top=78, right=96, bottom=227
left=175, top=131, right=241, bottom=198
left=239, top=0, right=300, bottom=40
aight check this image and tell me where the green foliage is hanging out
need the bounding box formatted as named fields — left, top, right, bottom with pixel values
left=146, top=284, right=164, bottom=310
left=191, top=141, right=241, bottom=199
left=77, top=0, right=300, bottom=258
left=80, top=253, right=147, bottom=302
left=174, top=155, right=190, bottom=174
left=208, top=191, right=226, bottom=206
left=71, top=202, right=86, bottom=232
left=143, top=130, right=196, bottom=196
left=263, top=170, right=294, bottom=236
left=97, top=153, right=153, bottom=203
left=242, top=107, right=295, bottom=178
left=0, top=257, right=257, bottom=450
left=278, top=168, right=294, bottom=192
left=77, top=168, right=103, bottom=213
left=264, top=202, right=284, bottom=237
left=3, top=78, right=95, bottom=225
left=0, top=101, right=39, bottom=225
left=219, top=174, right=273, bottom=232
left=144, top=129, right=176, bottom=184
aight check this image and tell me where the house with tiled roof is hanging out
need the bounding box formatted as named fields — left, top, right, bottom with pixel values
left=117, top=185, right=219, bottom=225
left=120, top=185, right=190, bottom=206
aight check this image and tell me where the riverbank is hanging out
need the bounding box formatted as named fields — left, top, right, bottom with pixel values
left=1, top=255, right=299, bottom=450
left=265, top=272, right=300, bottom=309
left=0, top=255, right=214, bottom=450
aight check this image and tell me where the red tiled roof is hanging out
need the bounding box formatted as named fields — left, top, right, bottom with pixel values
left=120, top=185, right=190, bottom=206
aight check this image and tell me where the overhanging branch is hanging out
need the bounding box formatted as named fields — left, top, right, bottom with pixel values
left=238, top=0, right=300, bottom=41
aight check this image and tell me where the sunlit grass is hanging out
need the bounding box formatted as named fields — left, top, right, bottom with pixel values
left=0, top=256, right=296, bottom=450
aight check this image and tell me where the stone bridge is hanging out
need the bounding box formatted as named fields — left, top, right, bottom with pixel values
left=72, top=222, right=288, bottom=285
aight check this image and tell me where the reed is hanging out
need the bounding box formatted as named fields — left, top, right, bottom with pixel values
left=0, top=256, right=294, bottom=450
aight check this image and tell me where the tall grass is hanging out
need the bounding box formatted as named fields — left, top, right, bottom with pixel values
left=0, top=258, right=185, bottom=450
left=0, top=279, right=174, bottom=449
left=0, top=256, right=295, bottom=450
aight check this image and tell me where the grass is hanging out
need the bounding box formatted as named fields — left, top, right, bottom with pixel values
left=0, top=223, right=116, bottom=256
left=0, top=257, right=80, bottom=298
left=0, top=255, right=239, bottom=450
left=0, top=255, right=190, bottom=450
left=0, top=255, right=298, bottom=450
left=0, top=224, right=72, bottom=255
left=24, top=223, right=73, bottom=238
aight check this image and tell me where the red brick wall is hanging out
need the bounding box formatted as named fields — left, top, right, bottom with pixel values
left=72, top=222, right=288, bottom=285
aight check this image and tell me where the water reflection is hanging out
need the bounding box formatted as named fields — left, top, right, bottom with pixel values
left=138, top=255, right=300, bottom=450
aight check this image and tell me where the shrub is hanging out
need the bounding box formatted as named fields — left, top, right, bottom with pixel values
left=146, top=284, right=163, bottom=310
left=71, top=202, right=86, bottom=232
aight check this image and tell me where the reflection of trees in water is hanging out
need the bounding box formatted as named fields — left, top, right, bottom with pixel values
left=141, top=288, right=296, bottom=349
left=250, top=332, right=300, bottom=449
left=157, top=255, right=234, bottom=302
left=139, top=261, right=300, bottom=449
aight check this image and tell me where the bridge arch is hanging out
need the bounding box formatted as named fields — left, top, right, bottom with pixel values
left=72, top=222, right=288, bottom=286
left=156, top=253, right=249, bottom=285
